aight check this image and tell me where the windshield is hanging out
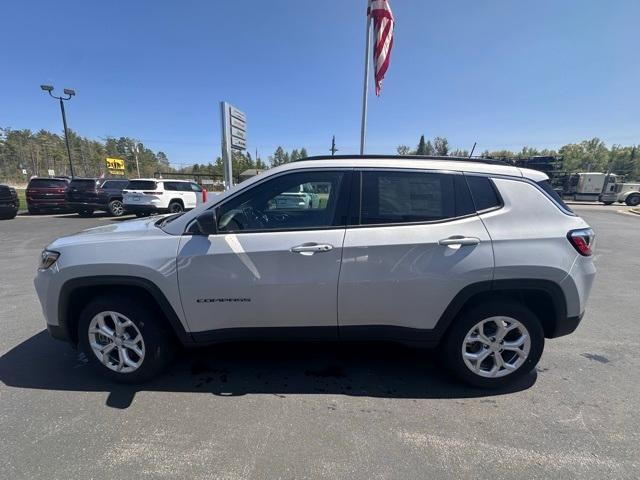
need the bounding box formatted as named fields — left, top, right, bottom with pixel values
left=68, top=179, right=97, bottom=190
left=126, top=180, right=157, bottom=190
left=28, top=179, right=68, bottom=188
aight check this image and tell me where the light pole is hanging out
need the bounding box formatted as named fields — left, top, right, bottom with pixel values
left=40, top=85, right=76, bottom=178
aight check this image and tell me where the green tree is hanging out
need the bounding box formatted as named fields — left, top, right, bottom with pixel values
left=416, top=135, right=427, bottom=155
left=433, top=137, right=449, bottom=156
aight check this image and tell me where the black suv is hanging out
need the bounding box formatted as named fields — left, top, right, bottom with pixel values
left=66, top=178, right=130, bottom=217
left=0, top=184, right=19, bottom=219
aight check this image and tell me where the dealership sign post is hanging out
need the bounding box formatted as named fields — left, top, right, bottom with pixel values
left=220, top=101, right=246, bottom=189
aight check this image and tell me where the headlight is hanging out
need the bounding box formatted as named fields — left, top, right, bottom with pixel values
left=39, top=250, right=60, bottom=270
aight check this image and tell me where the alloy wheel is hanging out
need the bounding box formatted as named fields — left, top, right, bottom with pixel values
left=88, top=311, right=145, bottom=373
left=111, top=201, right=124, bottom=216
left=461, top=316, right=531, bottom=378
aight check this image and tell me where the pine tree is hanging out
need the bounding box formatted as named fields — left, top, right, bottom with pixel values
left=416, top=135, right=427, bottom=155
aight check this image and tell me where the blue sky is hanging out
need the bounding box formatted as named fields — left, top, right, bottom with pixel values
left=2, top=0, right=638, bottom=167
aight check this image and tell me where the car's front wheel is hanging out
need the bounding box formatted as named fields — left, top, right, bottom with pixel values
left=77, top=295, right=176, bottom=383
left=442, top=301, right=544, bottom=388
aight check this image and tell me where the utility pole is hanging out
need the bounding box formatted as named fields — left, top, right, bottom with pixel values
left=132, top=142, right=141, bottom=178
left=330, top=135, right=338, bottom=156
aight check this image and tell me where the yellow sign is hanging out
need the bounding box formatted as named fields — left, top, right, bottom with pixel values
left=106, top=157, right=125, bottom=171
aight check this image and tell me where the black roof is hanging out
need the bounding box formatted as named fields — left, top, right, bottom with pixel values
left=297, top=154, right=507, bottom=165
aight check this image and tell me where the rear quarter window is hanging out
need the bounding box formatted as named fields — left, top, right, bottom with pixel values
left=537, top=180, right=573, bottom=213
left=466, top=176, right=502, bottom=211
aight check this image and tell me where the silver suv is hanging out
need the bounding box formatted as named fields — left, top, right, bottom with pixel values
left=35, top=156, right=596, bottom=388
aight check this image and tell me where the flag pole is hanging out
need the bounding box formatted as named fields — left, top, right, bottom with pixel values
left=359, top=5, right=372, bottom=155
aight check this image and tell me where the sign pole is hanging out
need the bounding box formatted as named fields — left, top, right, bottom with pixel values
left=359, top=9, right=372, bottom=155
left=220, top=101, right=233, bottom=189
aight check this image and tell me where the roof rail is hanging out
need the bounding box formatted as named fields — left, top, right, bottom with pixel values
left=297, top=154, right=508, bottom=165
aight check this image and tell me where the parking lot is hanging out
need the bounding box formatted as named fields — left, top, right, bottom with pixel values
left=0, top=205, right=638, bottom=479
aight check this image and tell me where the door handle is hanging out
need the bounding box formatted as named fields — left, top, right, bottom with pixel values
left=438, top=236, right=481, bottom=246
left=290, top=243, right=334, bottom=255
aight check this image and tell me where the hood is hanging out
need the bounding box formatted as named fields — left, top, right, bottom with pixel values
left=48, top=216, right=168, bottom=249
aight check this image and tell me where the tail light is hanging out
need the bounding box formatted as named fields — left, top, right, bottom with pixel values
left=567, top=228, right=595, bottom=256
left=143, top=191, right=163, bottom=195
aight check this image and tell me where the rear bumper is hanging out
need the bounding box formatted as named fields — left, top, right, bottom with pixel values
left=27, top=200, right=68, bottom=211
left=0, top=204, right=18, bottom=214
left=67, top=201, right=106, bottom=211
left=548, top=311, right=584, bottom=338
left=124, top=204, right=165, bottom=214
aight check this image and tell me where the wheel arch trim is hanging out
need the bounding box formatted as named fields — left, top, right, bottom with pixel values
left=58, top=275, right=194, bottom=345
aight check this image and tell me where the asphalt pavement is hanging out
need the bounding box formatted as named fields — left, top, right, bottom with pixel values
left=0, top=206, right=638, bottom=479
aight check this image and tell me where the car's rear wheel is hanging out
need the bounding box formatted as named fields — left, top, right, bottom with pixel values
left=134, top=212, right=146, bottom=218
left=625, top=194, right=640, bottom=207
left=168, top=201, right=184, bottom=213
left=108, top=199, right=125, bottom=217
left=28, top=207, right=39, bottom=215
left=442, top=301, right=544, bottom=388
left=77, top=295, right=176, bottom=383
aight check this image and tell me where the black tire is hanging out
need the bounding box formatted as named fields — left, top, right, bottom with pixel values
left=625, top=194, right=640, bottom=207
left=78, top=210, right=94, bottom=217
left=108, top=199, right=125, bottom=217
left=602, top=202, right=614, bottom=206
left=28, top=207, right=39, bottom=215
left=135, top=212, right=146, bottom=218
left=77, top=295, right=176, bottom=384
left=441, top=301, right=544, bottom=389
left=168, top=201, right=184, bottom=214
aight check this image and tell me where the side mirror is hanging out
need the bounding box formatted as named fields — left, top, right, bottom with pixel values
left=194, top=209, right=218, bottom=235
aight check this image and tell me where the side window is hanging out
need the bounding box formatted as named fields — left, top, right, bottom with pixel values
left=359, top=171, right=474, bottom=225
left=164, top=182, right=177, bottom=191
left=189, top=182, right=202, bottom=192
left=217, top=171, right=347, bottom=232
left=466, top=176, right=502, bottom=211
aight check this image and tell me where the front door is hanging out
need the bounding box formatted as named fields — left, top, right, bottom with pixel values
left=177, top=169, right=351, bottom=340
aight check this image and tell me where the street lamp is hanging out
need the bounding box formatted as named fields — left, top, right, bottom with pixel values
left=40, top=84, right=76, bottom=178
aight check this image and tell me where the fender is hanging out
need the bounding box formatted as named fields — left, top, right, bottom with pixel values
left=58, top=275, right=194, bottom=345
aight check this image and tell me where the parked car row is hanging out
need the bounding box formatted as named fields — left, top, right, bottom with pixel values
left=1, top=177, right=206, bottom=220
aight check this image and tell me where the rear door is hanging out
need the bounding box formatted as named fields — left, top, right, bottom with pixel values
left=338, top=169, right=494, bottom=340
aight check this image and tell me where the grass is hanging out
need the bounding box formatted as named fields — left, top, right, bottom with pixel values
left=15, top=188, right=26, bottom=210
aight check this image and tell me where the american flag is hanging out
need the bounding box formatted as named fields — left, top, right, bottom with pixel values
left=368, top=0, right=394, bottom=96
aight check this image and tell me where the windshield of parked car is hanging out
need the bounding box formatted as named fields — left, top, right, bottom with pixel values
left=126, top=180, right=157, bottom=190
left=68, top=179, right=97, bottom=190
left=27, top=179, right=68, bottom=188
